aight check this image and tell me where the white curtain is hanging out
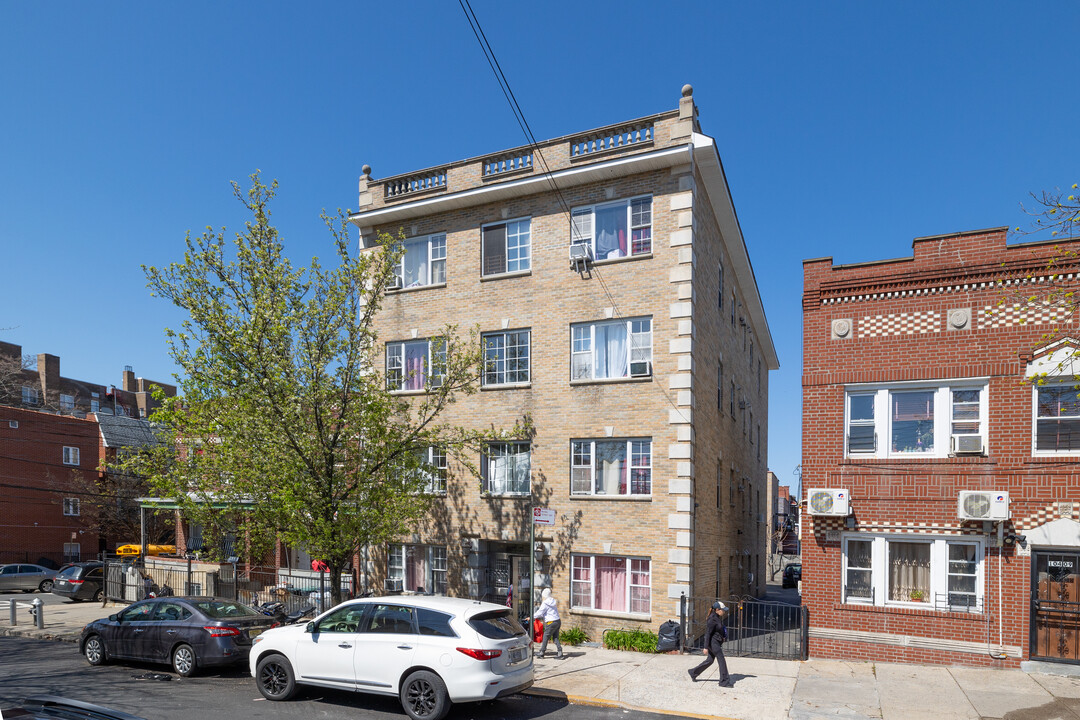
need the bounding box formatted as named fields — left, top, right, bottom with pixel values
left=595, top=441, right=625, bottom=494
left=595, top=323, right=627, bottom=379
left=402, top=238, right=427, bottom=287
left=889, top=542, right=930, bottom=601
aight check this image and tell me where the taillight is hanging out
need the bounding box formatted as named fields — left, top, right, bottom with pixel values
left=68, top=580, right=84, bottom=585
left=456, top=647, right=502, bottom=660
left=203, top=626, right=241, bottom=637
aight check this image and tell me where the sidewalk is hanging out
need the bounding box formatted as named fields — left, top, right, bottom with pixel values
left=6, top=597, right=1080, bottom=719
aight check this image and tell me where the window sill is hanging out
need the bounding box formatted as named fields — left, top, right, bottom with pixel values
left=389, top=389, right=431, bottom=396
left=570, top=495, right=652, bottom=502
left=482, top=493, right=532, bottom=499
left=570, top=376, right=653, bottom=387
left=842, top=454, right=992, bottom=464
left=480, top=270, right=531, bottom=283
left=481, top=383, right=532, bottom=392
left=834, top=601, right=985, bottom=621
left=569, top=607, right=651, bottom=622
left=386, top=282, right=447, bottom=295
left=592, top=252, right=653, bottom=266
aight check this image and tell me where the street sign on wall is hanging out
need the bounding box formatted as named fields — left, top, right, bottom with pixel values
left=533, top=507, right=556, bottom=526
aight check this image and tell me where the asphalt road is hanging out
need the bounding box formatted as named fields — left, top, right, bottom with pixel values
left=0, top=637, right=684, bottom=720
left=0, top=588, right=80, bottom=606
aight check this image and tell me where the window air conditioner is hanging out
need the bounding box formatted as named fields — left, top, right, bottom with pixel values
left=569, top=243, right=593, bottom=262
left=384, top=577, right=404, bottom=592
left=806, top=489, right=851, bottom=516
left=629, top=360, right=652, bottom=377
left=951, top=435, right=984, bottom=455
left=958, top=491, right=1009, bottom=521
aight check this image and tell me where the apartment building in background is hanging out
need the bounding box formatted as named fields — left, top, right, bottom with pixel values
left=349, top=86, right=778, bottom=635
left=802, top=227, right=1080, bottom=667
left=0, top=342, right=175, bottom=564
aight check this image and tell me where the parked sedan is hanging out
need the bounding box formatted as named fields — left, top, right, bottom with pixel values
left=0, top=563, right=55, bottom=592
left=0, top=696, right=146, bottom=720
left=250, top=596, right=533, bottom=720
left=80, top=597, right=277, bottom=676
left=51, top=562, right=104, bottom=602
left=782, top=564, right=802, bottom=589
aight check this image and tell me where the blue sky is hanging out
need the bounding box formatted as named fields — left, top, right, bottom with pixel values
left=2, top=2, right=1078, bottom=494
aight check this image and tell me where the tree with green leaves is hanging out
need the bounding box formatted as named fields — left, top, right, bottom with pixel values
left=128, top=173, right=527, bottom=604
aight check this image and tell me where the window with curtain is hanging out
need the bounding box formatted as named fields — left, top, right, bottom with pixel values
left=388, top=544, right=447, bottom=594
left=571, top=196, right=652, bottom=260
left=845, top=384, right=986, bottom=458
left=386, top=338, right=446, bottom=391
left=483, top=329, right=530, bottom=386
left=843, top=534, right=980, bottom=610
left=482, top=442, right=530, bottom=495
left=891, top=391, right=934, bottom=453
left=570, top=317, right=652, bottom=380
left=570, top=554, right=650, bottom=614
left=888, top=541, right=931, bottom=602
left=393, top=233, right=446, bottom=289
left=62, top=446, right=80, bottom=466
left=482, top=218, right=530, bottom=276
left=570, top=439, right=651, bottom=496
left=1036, top=385, right=1080, bottom=453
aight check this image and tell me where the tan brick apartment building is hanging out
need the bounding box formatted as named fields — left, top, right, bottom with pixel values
left=349, top=87, right=778, bottom=635
left=802, top=227, right=1080, bottom=668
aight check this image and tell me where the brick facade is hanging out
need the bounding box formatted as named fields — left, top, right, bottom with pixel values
left=802, top=226, right=1080, bottom=667
left=350, top=87, right=777, bottom=636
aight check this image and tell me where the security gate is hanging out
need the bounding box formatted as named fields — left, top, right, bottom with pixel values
left=680, top=595, right=808, bottom=661
left=1031, top=552, right=1080, bottom=663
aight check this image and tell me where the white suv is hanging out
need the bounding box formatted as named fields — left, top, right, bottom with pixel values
left=249, top=595, right=533, bottom=720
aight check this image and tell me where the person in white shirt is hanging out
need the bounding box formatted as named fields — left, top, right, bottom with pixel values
left=533, top=588, right=563, bottom=659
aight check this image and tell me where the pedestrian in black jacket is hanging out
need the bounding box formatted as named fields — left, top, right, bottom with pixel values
left=687, top=601, right=732, bottom=687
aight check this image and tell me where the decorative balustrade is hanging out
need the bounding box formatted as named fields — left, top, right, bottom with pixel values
left=383, top=168, right=448, bottom=200
left=482, top=150, right=533, bottom=179
left=569, top=121, right=654, bottom=159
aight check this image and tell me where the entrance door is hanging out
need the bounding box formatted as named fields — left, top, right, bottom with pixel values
left=1031, top=552, right=1080, bottom=663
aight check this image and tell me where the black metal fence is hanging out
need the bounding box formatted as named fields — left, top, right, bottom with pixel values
left=680, top=594, right=808, bottom=661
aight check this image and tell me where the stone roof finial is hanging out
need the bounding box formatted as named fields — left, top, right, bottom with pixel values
left=361, top=164, right=372, bottom=179
left=681, top=84, right=693, bottom=98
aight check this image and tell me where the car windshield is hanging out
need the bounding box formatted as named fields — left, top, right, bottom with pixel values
left=57, top=565, right=82, bottom=578
left=468, top=609, right=526, bottom=639
left=192, top=601, right=261, bottom=618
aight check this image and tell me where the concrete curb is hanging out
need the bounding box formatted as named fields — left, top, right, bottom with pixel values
left=523, top=686, right=740, bottom=720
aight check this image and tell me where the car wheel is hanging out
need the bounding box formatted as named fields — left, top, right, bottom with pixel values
left=400, top=670, right=450, bottom=720
left=171, top=644, right=197, bottom=677
left=256, top=654, right=297, bottom=701
left=84, top=635, right=107, bottom=666
left=92, top=588, right=104, bottom=603
left=39, top=580, right=53, bottom=592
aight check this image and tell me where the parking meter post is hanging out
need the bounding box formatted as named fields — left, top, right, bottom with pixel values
left=32, top=598, right=43, bottom=629
left=10, top=599, right=16, bottom=626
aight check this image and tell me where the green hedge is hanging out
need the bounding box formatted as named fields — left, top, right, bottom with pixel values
left=602, top=627, right=659, bottom=653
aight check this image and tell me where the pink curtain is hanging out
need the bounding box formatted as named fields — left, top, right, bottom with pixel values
left=406, top=547, right=427, bottom=591
left=619, top=459, right=627, bottom=495
left=618, top=228, right=626, bottom=255
left=595, top=557, right=627, bottom=611
left=405, top=344, right=426, bottom=390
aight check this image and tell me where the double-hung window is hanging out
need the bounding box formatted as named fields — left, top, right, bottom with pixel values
left=413, top=446, right=447, bottom=494
left=483, top=330, right=530, bottom=386
left=571, top=196, right=652, bottom=260
left=571, top=439, right=651, bottom=496
left=845, top=383, right=987, bottom=459
left=63, top=498, right=80, bottom=516
left=570, top=555, right=651, bottom=614
left=62, top=446, right=80, bottom=466
left=1035, top=386, right=1080, bottom=454
left=22, top=386, right=38, bottom=405
left=386, top=338, right=446, bottom=392
left=393, top=233, right=446, bottom=289
left=482, top=442, right=530, bottom=495
left=387, top=544, right=448, bottom=594
left=59, top=394, right=74, bottom=411
left=842, top=533, right=982, bottom=610
left=482, top=218, right=530, bottom=276
left=571, top=317, right=652, bottom=380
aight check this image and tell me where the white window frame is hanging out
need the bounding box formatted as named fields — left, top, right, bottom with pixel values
left=63, top=498, right=80, bottom=516
left=59, top=394, right=75, bottom=411
left=570, top=195, right=652, bottom=261
left=841, top=533, right=983, bottom=611
left=90, top=400, right=99, bottom=413
left=386, top=338, right=446, bottom=392
left=387, top=543, right=448, bottom=595
left=570, top=439, right=652, bottom=496
left=570, top=554, right=651, bottom=615
left=571, top=317, right=652, bottom=381
left=482, top=442, right=531, bottom=495
left=63, top=542, right=81, bottom=562
left=482, top=329, right=530, bottom=386
left=418, top=446, right=447, bottom=495
left=844, top=381, right=988, bottom=459
left=481, top=217, right=531, bottom=276
left=392, top=233, right=446, bottom=289
left=62, top=446, right=80, bottom=466
left=1032, top=384, right=1080, bottom=456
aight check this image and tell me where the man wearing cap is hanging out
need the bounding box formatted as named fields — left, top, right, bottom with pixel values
left=687, top=601, right=732, bottom=687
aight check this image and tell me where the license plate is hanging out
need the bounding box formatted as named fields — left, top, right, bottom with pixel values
left=509, top=647, right=526, bottom=663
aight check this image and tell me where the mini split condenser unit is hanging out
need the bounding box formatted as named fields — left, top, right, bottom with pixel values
left=806, top=489, right=851, bottom=516
left=957, top=491, right=1010, bottom=521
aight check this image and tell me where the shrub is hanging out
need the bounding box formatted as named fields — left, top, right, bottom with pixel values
left=559, top=626, right=589, bottom=646
left=602, top=627, right=659, bottom=653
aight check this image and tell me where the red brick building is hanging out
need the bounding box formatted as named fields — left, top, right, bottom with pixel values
left=802, top=226, right=1080, bottom=668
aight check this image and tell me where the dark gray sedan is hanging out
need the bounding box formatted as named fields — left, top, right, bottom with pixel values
left=0, top=563, right=55, bottom=592
left=80, top=597, right=277, bottom=676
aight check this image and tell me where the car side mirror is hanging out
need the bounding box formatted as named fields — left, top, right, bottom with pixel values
left=305, top=621, right=315, bottom=634
left=109, top=614, right=119, bottom=622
